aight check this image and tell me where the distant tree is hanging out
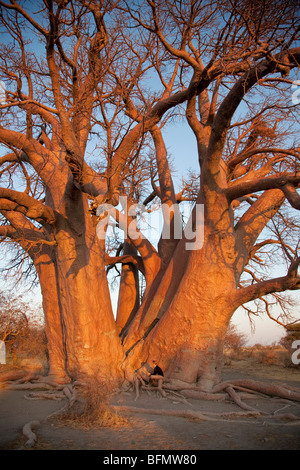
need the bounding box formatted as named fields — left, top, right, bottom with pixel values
left=224, top=323, right=248, bottom=352
left=0, top=291, right=45, bottom=363
left=0, top=292, right=28, bottom=345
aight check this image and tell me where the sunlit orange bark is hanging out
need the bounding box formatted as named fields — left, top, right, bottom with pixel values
left=116, top=242, right=140, bottom=334
left=35, top=251, right=66, bottom=381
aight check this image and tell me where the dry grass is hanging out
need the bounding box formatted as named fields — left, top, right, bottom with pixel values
left=53, top=377, right=129, bottom=430
left=223, top=343, right=296, bottom=368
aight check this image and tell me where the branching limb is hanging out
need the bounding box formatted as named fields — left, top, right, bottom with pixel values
left=104, top=207, right=161, bottom=285
left=105, top=253, right=145, bottom=275
left=228, top=147, right=300, bottom=174
left=234, top=270, right=300, bottom=308
left=207, top=48, right=300, bottom=172
left=226, top=174, right=300, bottom=202
left=0, top=127, right=67, bottom=196
left=282, top=183, right=300, bottom=210
left=0, top=188, right=56, bottom=225
left=0, top=224, right=56, bottom=248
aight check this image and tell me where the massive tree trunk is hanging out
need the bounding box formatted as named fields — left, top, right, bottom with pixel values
left=123, top=235, right=237, bottom=391
left=45, top=179, right=124, bottom=383
left=123, top=177, right=238, bottom=391
left=116, top=241, right=140, bottom=334
left=34, top=250, right=66, bottom=382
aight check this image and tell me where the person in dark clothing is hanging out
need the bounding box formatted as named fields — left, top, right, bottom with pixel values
left=153, top=364, right=164, bottom=377
left=150, top=360, right=166, bottom=396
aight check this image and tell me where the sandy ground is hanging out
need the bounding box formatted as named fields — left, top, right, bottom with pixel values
left=0, top=359, right=299, bottom=452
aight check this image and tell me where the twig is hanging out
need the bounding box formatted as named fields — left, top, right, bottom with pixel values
left=273, top=404, right=291, bottom=415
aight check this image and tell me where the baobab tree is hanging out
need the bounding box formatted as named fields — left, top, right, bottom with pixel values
left=0, top=0, right=299, bottom=392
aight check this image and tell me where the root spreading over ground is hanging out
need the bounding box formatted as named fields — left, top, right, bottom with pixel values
left=1, top=368, right=300, bottom=448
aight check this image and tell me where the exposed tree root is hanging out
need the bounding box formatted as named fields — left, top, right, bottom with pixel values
left=19, top=384, right=78, bottom=448
left=177, top=389, right=227, bottom=401
left=0, top=369, right=39, bottom=386
left=141, top=383, right=167, bottom=398
left=111, top=404, right=300, bottom=426
left=24, top=391, right=65, bottom=401
left=45, top=385, right=78, bottom=421
left=111, top=404, right=262, bottom=422
left=164, top=389, right=193, bottom=407
left=132, top=372, right=300, bottom=406
left=1, top=370, right=299, bottom=448
left=0, top=369, right=69, bottom=393
left=0, top=370, right=28, bottom=382
left=5, top=382, right=58, bottom=391
left=22, top=420, right=40, bottom=448
left=213, top=379, right=300, bottom=402
left=225, top=386, right=266, bottom=414
left=129, top=375, right=300, bottom=423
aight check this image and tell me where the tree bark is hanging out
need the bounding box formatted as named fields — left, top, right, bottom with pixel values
left=124, top=230, right=237, bottom=391
left=34, top=250, right=67, bottom=382
left=123, top=178, right=239, bottom=392
left=116, top=241, right=140, bottom=334
left=52, top=187, right=124, bottom=382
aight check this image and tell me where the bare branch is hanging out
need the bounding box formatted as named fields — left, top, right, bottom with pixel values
left=235, top=271, right=300, bottom=308
left=104, top=253, right=145, bottom=275
left=0, top=188, right=56, bottom=225
left=207, top=47, right=300, bottom=171
left=281, top=183, right=300, bottom=210
left=227, top=175, right=300, bottom=202
left=0, top=0, right=48, bottom=36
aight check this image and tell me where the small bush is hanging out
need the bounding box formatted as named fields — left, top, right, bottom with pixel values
left=223, top=322, right=248, bottom=362
left=254, top=346, right=288, bottom=366
left=55, top=378, right=129, bottom=430
left=0, top=291, right=47, bottom=367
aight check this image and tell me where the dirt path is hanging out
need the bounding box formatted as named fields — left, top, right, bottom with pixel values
left=0, top=360, right=299, bottom=451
